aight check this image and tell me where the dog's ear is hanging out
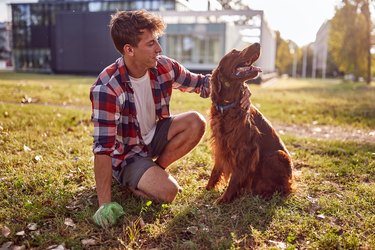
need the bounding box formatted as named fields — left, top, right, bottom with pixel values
left=213, top=67, right=222, bottom=93
left=217, top=75, right=222, bottom=93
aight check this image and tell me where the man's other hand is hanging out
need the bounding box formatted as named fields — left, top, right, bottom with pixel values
left=93, top=202, right=125, bottom=228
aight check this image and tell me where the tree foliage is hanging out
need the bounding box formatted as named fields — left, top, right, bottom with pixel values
left=275, top=31, right=294, bottom=75
left=329, top=0, right=369, bottom=80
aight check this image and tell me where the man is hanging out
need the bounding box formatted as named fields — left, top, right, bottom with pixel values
left=90, top=9, right=250, bottom=228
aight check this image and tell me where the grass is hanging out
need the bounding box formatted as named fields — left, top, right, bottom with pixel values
left=0, top=72, right=374, bottom=249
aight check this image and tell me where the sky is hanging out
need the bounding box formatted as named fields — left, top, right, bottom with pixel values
left=245, top=0, right=340, bottom=46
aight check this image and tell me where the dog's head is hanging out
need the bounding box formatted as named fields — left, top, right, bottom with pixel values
left=218, top=42, right=261, bottom=81
left=211, top=43, right=261, bottom=104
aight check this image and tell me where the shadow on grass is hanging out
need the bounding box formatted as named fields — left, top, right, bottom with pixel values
left=131, top=189, right=289, bottom=249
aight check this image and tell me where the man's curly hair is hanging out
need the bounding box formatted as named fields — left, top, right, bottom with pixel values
left=109, top=9, right=166, bottom=54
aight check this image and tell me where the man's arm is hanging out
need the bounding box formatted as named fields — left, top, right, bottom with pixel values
left=159, top=56, right=211, bottom=98
left=94, top=154, right=113, bottom=206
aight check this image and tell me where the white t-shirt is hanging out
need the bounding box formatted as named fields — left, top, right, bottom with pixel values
left=129, top=72, right=157, bottom=145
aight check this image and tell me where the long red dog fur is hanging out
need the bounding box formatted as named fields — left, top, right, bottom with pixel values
left=207, top=43, right=293, bottom=203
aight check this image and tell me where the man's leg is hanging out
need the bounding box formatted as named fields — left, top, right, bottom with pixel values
left=156, top=111, right=206, bottom=168
left=135, top=111, right=206, bottom=202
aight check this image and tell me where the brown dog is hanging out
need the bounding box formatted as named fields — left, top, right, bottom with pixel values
left=207, top=43, right=293, bottom=203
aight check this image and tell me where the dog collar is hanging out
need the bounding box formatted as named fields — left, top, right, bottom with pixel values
left=215, top=101, right=238, bottom=113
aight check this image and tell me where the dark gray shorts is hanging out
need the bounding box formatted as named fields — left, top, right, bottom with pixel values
left=113, top=117, right=173, bottom=189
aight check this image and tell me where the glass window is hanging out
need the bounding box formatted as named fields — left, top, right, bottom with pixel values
left=109, top=2, right=123, bottom=11
left=89, top=2, right=102, bottom=12
left=145, top=1, right=152, bottom=10
left=31, top=4, right=42, bottom=26
left=182, top=36, right=193, bottom=62
left=208, top=36, right=220, bottom=63
left=151, top=0, right=160, bottom=10
left=163, top=0, right=175, bottom=10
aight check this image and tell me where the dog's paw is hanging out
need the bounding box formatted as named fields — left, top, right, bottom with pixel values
left=214, top=195, right=231, bottom=204
left=214, top=197, right=223, bottom=205
left=206, top=183, right=215, bottom=190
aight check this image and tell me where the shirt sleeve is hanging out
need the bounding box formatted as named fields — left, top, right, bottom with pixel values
left=169, top=58, right=211, bottom=98
left=90, top=84, right=119, bottom=156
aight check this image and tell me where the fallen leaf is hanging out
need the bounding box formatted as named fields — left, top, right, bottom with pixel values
left=16, top=230, right=25, bottom=236
left=317, top=214, right=326, bottom=219
left=81, top=238, right=96, bottom=246
left=1, top=226, right=10, bottom=238
left=64, top=218, right=76, bottom=228
left=1, top=225, right=11, bottom=238
left=186, top=226, right=198, bottom=235
left=307, top=195, right=317, bottom=203
left=47, top=244, right=66, bottom=250
left=27, top=223, right=38, bottom=231
left=1, top=242, right=13, bottom=249
left=23, top=145, right=32, bottom=152
left=33, top=155, right=42, bottom=163
left=231, top=214, right=238, bottom=219
left=21, top=96, right=32, bottom=104
left=12, top=245, right=26, bottom=250
left=268, top=240, right=287, bottom=249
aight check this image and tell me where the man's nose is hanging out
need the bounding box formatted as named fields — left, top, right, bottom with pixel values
left=156, top=40, right=162, bottom=53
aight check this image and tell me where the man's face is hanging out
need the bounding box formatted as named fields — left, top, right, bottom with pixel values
left=132, top=29, right=162, bottom=69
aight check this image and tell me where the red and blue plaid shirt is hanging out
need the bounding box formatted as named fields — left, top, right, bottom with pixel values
left=90, top=56, right=211, bottom=170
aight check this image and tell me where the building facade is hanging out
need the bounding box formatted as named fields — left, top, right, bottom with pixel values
left=312, top=20, right=330, bottom=79
left=9, top=0, right=276, bottom=75
left=0, top=21, right=12, bottom=68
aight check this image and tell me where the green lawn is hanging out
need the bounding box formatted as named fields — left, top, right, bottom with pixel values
left=0, top=72, right=374, bottom=249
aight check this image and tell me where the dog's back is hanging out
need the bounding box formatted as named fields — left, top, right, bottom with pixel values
left=250, top=106, right=293, bottom=198
left=251, top=105, right=290, bottom=156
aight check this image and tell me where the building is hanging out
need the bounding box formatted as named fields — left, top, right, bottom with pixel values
left=312, top=20, right=330, bottom=79
left=8, top=0, right=276, bottom=75
left=0, top=21, right=12, bottom=68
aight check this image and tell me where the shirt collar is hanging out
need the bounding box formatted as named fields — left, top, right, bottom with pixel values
left=117, top=56, right=158, bottom=85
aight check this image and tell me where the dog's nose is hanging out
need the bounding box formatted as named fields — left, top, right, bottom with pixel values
left=253, top=42, right=261, bottom=49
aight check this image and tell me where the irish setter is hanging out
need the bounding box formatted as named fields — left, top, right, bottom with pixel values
left=207, top=43, right=293, bottom=203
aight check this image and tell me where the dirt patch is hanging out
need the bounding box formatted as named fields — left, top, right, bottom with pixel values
left=275, top=123, right=375, bottom=144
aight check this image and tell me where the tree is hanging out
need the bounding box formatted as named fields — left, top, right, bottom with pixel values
left=360, top=0, right=371, bottom=84
left=329, top=0, right=370, bottom=81
left=275, top=31, right=294, bottom=75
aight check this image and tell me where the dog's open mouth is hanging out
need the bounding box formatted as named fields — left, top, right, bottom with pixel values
left=234, top=54, right=262, bottom=78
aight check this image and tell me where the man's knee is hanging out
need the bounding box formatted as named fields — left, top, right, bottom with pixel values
left=136, top=166, right=180, bottom=203
left=188, top=111, right=206, bottom=137
left=160, top=182, right=179, bottom=203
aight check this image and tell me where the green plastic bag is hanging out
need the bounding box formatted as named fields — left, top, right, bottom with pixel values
left=93, top=202, right=125, bottom=228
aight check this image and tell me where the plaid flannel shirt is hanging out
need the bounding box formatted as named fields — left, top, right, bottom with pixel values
left=90, top=56, right=211, bottom=170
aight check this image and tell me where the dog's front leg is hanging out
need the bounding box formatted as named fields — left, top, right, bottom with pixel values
left=206, top=164, right=223, bottom=190
left=215, top=172, right=244, bottom=204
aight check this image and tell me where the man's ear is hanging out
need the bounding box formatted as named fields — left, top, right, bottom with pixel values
left=123, top=44, right=134, bottom=56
